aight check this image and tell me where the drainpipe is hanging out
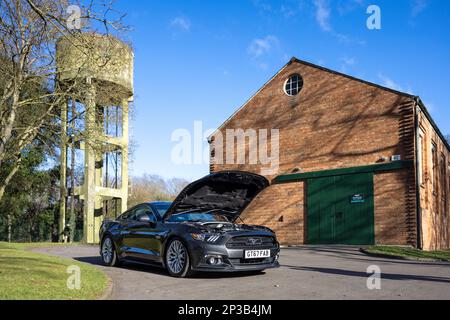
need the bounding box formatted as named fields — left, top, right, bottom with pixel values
left=414, top=97, right=423, bottom=250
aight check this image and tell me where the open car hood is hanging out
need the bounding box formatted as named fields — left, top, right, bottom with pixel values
left=164, top=171, right=269, bottom=222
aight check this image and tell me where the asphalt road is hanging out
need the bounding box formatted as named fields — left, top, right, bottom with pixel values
left=33, top=245, right=450, bottom=300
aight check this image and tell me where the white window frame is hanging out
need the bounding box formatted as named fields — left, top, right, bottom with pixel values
left=284, top=74, right=303, bottom=96
left=431, top=142, right=437, bottom=193
left=418, top=130, right=424, bottom=185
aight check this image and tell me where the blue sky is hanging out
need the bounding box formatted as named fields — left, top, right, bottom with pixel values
left=114, top=0, right=450, bottom=181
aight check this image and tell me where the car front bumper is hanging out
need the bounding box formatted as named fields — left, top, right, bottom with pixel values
left=188, top=241, right=280, bottom=272
left=193, top=260, right=280, bottom=272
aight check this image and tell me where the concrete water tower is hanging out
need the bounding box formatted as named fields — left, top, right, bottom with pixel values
left=56, top=34, right=133, bottom=244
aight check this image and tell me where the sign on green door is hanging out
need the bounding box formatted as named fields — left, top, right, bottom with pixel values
left=307, top=173, right=375, bottom=245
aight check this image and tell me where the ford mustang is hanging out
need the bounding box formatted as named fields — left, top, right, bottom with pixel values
left=99, top=171, right=280, bottom=277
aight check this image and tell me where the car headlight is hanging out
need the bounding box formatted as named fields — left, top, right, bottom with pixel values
left=191, top=233, right=206, bottom=241
left=191, top=233, right=221, bottom=242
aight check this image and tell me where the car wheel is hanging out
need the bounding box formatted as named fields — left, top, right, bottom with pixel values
left=101, top=236, right=120, bottom=267
left=165, top=238, right=192, bottom=278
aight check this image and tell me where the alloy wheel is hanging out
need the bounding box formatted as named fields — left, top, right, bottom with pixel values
left=166, top=239, right=187, bottom=274
left=102, top=237, right=113, bottom=264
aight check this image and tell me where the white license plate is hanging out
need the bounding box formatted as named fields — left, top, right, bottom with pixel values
left=244, top=250, right=271, bottom=259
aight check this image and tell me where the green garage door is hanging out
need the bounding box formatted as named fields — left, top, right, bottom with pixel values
left=307, top=173, right=374, bottom=245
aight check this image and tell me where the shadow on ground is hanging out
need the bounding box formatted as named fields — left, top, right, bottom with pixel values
left=283, top=247, right=450, bottom=267
left=282, top=264, right=450, bottom=284
left=74, top=256, right=266, bottom=279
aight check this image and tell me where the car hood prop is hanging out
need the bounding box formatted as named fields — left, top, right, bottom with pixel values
left=164, top=171, right=269, bottom=222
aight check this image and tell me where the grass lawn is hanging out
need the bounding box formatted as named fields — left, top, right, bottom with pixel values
left=364, top=246, right=450, bottom=262
left=0, top=242, right=108, bottom=300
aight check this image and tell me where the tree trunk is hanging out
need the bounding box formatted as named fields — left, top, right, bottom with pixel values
left=7, top=214, right=12, bottom=243
left=0, top=158, right=22, bottom=203
left=69, top=99, right=76, bottom=243
left=0, top=66, right=22, bottom=171
left=0, top=99, right=18, bottom=169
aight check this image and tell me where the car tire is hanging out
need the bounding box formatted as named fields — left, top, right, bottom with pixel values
left=165, top=238, right=192, bottom=278
left=101, top=236, right=121, bottom=267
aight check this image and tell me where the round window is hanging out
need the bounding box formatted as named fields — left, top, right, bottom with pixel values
left=284, top=74, right=303, bottom=96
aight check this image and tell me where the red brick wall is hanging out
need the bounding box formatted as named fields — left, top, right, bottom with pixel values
left=417, top=110, right=450, bottom=250
left=241, top=182, right=304, bottom=245
left=374, top=170, right=416, bottom=245
left=211, top=61, right=416, bottom=180
left=211, top=60, right=419, bottom=245
left=242, top=169, right=416, bottom=246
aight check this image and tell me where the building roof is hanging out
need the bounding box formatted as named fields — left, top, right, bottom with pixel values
left=289, top=57, right=416, bottom=99
left=416, top=98, right=450, bottom=152
left=209, top=57, right=449, bottom=152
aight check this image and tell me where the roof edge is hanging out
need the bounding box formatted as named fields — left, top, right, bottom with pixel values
left=416, top=97, right=450, bottom=152
left=207, top=60, right=291, bottom=140
left=290, top=57, right=416, bottom=99
left=208, top=57, right=449, bottom=153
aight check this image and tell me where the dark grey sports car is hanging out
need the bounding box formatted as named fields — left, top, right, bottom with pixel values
left=99, top=171, right=280, bottom=277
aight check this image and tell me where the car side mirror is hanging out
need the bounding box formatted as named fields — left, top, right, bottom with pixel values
left=138, top=215, right=156, bottom=226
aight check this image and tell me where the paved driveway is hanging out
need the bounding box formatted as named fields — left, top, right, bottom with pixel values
left=33, top=245, right=450, bottom=300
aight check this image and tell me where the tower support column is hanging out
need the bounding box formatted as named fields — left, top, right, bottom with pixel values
left=120, top=98, right=129, bottom=214
left=83, top=80, right=96, bottom=244
left=59, top=103, right=68, bottom=242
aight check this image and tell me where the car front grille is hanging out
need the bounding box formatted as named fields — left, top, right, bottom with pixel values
left=226, top=236, right=276, bottom=249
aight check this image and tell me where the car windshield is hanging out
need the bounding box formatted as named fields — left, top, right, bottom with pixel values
left=153, top=203, right=172, bottom=218
left=167, top=212, right=230, bottom=223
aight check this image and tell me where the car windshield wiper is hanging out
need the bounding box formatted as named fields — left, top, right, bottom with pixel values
left=203, top=208, right=237, bottom=215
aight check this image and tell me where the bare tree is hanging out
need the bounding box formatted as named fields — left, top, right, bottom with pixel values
left=166, top=177, right=189, bottom=198
left=128, top=174, right=190, bottom=208
left=0, top=0, right=128, bottom=199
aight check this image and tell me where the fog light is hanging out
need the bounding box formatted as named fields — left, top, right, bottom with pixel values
left=206, top=256, right=223, bottom=265
left=275, top=254, right=279, bottom=261
left=207, top=257, right=217, bottom=265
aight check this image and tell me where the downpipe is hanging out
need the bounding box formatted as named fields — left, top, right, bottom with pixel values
left=414, top=99, right=423, bottom=250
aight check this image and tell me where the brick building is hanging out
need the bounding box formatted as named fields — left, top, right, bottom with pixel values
left=209, top=58, right=450, bottom=250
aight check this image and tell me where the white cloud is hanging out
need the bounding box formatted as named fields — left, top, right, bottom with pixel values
left=342, top=57, right=356, bottom=66
left=170, top=17, right=191, bottom=32
left=280, top=5, right=296, bottom=18
left=316, top=59, right=326, bottom=66
left=378, top=73, right=403, bottom=91
left=256, top=62, right=269, bottom=70
left=377, top=73, right=414, bottom=95
left=412, top=0, right=429, bottom=17
left=313, top=0, right=332, bottom=32
left=252, top=0, right=272, bottom=12
left=337, top=0, right=365, bottom=15
left=247, top=35, right=279, bottom=58
left=340, top=57, right=356, bottom=73
left=311, top=0, right=365, bottom=46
